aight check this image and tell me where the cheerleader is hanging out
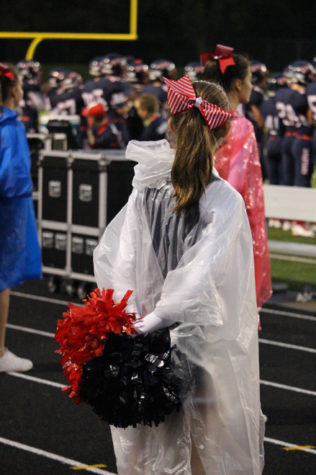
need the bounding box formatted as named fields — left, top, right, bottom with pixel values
left=202, top=45, right=272, bottom=309
left=0, top=64, right=42, bottom=373
left=93, top=76, right=265, bottom=474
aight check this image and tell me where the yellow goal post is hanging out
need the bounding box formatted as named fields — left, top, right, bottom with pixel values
left=0, top=0, right=138, bottom=59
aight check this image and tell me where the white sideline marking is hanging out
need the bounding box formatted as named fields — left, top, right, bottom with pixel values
left=270, top=253, right=316, bottom=264
left=259, top=338, right=316, bottom=354
left=8, top=372, right=64, bottom=389
left=6, top=324, right=55, bottom=338
left=261, top=307, right=316, bottom=322
left=260, top=379, right=316, bottom=397
left=0, top=437, right=114, bottom=474
left=10, top=291, right=76, bottom=307
left=7, top=321, right=316, bottom=354
left=264, top=437, right=316, bottom=455
left=8, top=369, right=316, bottom=399
left=11, top=290, right=316, bottom=321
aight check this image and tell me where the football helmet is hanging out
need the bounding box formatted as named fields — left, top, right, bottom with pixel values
left=285, top=60, right=315, bottom=86
left=250, top=60, right=269, bottom=85
left=47, top=68, right=68, bottom=89
left=16, top=60, right=41, bottom=83
left=101, top=53, right=127, bottom=77
left=126, top=59, right=149, bottom=83
left=149, top=59, right=176, bottom=81
left=61, top=71, right=83, bottom=90
left=184, top=61, right=204, bottom=82
left=89, top=56, right=106, bottom=77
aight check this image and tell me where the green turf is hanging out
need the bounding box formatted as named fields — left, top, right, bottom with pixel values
left=268, top=220, right=316, bottom=290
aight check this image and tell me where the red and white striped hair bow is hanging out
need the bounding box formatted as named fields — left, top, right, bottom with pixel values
left=163, top=75, right=232, bottom=130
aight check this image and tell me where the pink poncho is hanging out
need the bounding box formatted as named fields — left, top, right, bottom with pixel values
left=214, top=112, right=272, bottom=308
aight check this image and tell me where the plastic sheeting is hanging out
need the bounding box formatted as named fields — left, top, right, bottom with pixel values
left=94, top=140, right=265, bottom=474
left=214, top=113, right=272, bottom=309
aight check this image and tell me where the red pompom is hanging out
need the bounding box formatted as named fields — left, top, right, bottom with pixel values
left=55, top=288, right=138, bottom=403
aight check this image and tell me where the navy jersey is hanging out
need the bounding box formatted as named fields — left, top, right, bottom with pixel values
left=291, top=89, right=313, bottom=136
left=141, top=85, right=167, bottom=104
left=250, top=86, right=265, bottom=108
left=22, top=83, right=46, bottom=111
left=274, top=87, right=299, bottom=132
left=48, top=87, right=84, bottom=115
left=82, top=77, right=130, bottom=109
left=91, top=121, right=121, bottom=149
left=18, top=106, right=39, bottom=133
left=82, top=78, right=110, bottom=109
left=138, top=116, right=167, bottom=141
left=306, top=82, right=316, bottom=122
left=243, top=86, right=265, bottom=142
left=107, top=110, right=130, bottom=147
left=261, top=98, right=281, bottom=138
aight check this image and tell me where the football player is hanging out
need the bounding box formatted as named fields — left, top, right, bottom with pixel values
left=16, top=59, right=45, bottom=132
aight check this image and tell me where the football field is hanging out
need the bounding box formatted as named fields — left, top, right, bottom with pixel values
left=0, top=279, right=315, bottom=474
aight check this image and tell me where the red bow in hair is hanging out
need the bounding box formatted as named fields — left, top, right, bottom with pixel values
left=200, top=44, right=236, bottom=74
left=0, top=63, right=15, bottom=81
left=163, top=75, right=232, bottom=130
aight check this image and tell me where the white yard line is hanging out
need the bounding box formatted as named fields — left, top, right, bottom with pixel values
left=11, top=290, right=316, bottom=321
left=6, top=324, right=55, bottom=338
left=10, top=291, right=77, bottom=307
left=7, top=321, right=316, bottom=354
left=8, top=369, right=316, bottom=399
left=260, top=379, right=316, bottom=397
left=8, top=372, right=65, bottom=389
left=261, top=307, right=316, bottom=322
left=264, top=437, right=316, bottom=455
left=0, top=437, right=114, bottom=474
left=259, top=338, right=316, bottom=354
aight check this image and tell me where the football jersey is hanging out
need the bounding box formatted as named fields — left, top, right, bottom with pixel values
left=291, top=89, right=313, bottom=136
left=261, top=97, right=282, bottom=138
left=141, top=85, right=167, bottom=104
left=274, top=87, right=299, bottom=132
left=138, top=116, right=167, bottom=141
left=91, top=121, right=121, bottom=149
left=48, top=87, right=84, bottom=115
left=306, top=82, right=316, bottom=122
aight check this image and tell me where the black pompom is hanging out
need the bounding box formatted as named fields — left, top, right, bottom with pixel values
left=80, top=329, right=190, bottom=428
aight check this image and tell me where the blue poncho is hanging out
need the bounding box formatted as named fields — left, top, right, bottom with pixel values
left=0, top=106, right=42, bottom=290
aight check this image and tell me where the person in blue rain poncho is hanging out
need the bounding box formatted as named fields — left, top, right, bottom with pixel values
left=94, top=76, right=265, bottom=474
left=0, top=63, right=42, bottom=373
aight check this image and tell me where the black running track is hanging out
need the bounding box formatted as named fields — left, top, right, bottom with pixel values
left=1, top=279, right=315, bottom=474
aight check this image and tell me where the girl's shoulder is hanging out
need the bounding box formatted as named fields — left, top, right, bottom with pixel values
left=201, top=174, right=244, bottom=219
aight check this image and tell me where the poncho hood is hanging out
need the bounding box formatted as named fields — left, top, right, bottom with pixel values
left=0, top=106, right=18, bottom=125
left=126, top=139, right=174, bottom=191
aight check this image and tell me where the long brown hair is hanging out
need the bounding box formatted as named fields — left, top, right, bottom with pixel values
left=171, top=80, right=230, bottom=213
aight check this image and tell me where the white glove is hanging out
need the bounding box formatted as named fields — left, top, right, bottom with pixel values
left=134, top=312, right=173, bottom=334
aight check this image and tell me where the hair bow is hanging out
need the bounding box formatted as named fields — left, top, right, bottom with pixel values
left=163, top=75, right=232, bottom=130
left=200, top=44, right=236, bottom=74
left=0, top=63, right=15, bottom=81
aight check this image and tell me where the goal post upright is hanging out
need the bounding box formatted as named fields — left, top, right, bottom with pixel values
left=0, top=0, right=138, bottom=60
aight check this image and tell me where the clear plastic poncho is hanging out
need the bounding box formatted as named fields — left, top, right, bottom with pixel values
left=94, top=139, right=265, bottom=475
left=214, top=113, right=272, bottom=309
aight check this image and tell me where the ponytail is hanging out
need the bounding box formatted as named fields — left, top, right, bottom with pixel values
left=171, top=80, right=230, bottom=213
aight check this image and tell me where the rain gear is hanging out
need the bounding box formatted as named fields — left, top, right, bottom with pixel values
left=94, top=139, right=265, bottom=474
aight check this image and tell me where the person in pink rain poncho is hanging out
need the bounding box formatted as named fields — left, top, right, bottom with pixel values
left=202, top=45, right=272, bottom=309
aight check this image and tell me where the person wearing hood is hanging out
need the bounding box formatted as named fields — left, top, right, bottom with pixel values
left=93, top=76, right=265, bottom=474
left=0, top=63, right=42, bottom=373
